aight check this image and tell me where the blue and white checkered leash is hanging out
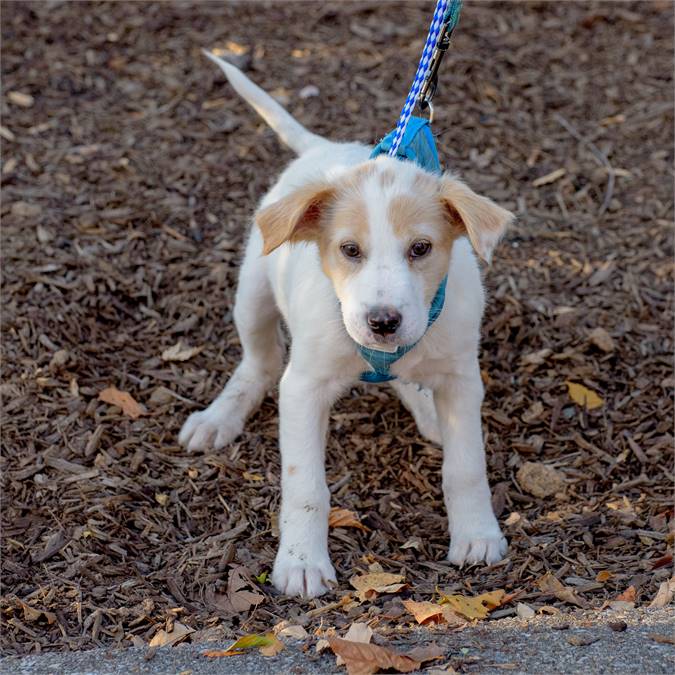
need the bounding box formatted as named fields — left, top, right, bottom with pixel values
left=358, top=0, right=463, bottom=383
left=386, top=0, right=461, bottom=157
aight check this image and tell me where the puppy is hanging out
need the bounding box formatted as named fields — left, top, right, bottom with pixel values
left=180, top=53, right=514, bottom=598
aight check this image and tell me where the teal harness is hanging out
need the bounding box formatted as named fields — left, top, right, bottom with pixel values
left=354, top=1, right=462, bottom=383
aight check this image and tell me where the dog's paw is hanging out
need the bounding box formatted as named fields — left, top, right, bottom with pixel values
left=447, top=526, right=507, bottom=567
left=272, top=551, right=336, bottom=599
left=178, top=407, right=242, bottom=452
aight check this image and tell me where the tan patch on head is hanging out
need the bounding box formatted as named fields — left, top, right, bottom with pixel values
left=317, top=188, right=369, bottom=289
left=386, top=181, right=458, bottom=302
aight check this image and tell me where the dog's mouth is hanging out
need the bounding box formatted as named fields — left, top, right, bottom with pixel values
left=362, top=333, right=402, bottom=352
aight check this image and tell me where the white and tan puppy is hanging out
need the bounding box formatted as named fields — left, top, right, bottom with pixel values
left=180, top=53, right=513, bottom=598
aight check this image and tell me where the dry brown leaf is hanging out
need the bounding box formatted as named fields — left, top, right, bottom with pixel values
left=595, top=570, right=613, bottom=583
left=274, top=621, right=309, bottom=641
left=350, top=572, right=407, bottom=602
left=98, top=386, right=146, bottom=419
left=402, top=600, right=465, bottom=626
left=649, top=577, right=675, bottom=608
left=566, top=381, right=604, bottom=410
left=336, top=623, right=373, bottom=666
left=516, top=462, right=565, bottom=498
left=149, top=621, right=194, bottom=648
left=439, top=590, right=506, bottom=620
left=329, top=507, right=369, bottom=531
left=615, top=585, right=636, bottom=603
left=537, top=573, right=590, bottom=608
left=207, top=565, right=264, bottom=614
left=161, top=341, right=204, bottom=362
left=16, top=599, right=56, bottom=625
left=328, top=637, right=442, bottom=675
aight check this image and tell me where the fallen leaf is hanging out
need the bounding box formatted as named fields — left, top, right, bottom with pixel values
left=329, top=507, right=369, bottom=531
left=537, top=573, right=590, bottom=608
left=328, top=637, right=442, bottom=675
left=336, top=623, right=373, bottom=666
left=516, top=462, right=565, bottom=498
left=161, top=341, right=204, bottom=362
left=149, top=621, right=194, bottom=648
left=649, top=577, right=675, bottom=608
left=350, top=572, right=407, bottom=602
left=595, top=571, right=613, bottom=583
left=650, top=633, right=675, bottom=645
left=566, top=381, right=604, bottom=410
left=588, top=327, right=615, bottom=352
left=203, top=632, right=284, bottom=658
left=616, top=585, right=636, bottom=603
left=16, top=599, right=56, bottom=625
left=8, top=91, right=34, bottom=107
left=403, top=600, right=466, bottom=626
left=438, top=590, right=506, bottom=620
left=207, top=565, right=264, bottom=614
left=274, top=623, right=308, bottom=641
left=98, top=386, right=146, bottom=419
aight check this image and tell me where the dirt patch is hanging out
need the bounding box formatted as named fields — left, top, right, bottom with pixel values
left=1, top=0, right=673, bottom=656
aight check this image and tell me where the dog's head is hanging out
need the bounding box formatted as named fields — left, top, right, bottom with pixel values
left=256, top=157, right=513, bottom=350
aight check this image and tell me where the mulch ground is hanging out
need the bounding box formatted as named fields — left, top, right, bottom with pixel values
left=1, top=0, right=673, bottom=659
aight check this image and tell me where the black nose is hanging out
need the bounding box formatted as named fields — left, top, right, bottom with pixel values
left=366, top=307, right=402, bottom=336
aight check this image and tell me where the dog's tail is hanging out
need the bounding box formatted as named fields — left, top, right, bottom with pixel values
left=203, top=50, right=326, bottom=155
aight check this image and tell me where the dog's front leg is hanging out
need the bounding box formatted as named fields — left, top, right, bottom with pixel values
left=272, top=364, right=344, bottom=598
left=433, top=363, right=507, bottom=566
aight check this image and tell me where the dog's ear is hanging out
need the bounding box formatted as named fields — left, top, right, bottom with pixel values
left=256, top=183, right=335, bottom=255
left=440, top=175, right=514, bottom=264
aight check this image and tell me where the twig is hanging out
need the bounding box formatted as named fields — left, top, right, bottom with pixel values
left=553, top=113, right=615, bottom=215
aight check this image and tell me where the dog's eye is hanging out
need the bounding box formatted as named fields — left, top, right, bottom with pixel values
left=340, top=242, right=361, bottom=259
left=409, top=240, right=432, bottom=259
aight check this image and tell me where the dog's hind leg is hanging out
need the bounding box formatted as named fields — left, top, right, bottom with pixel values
left=179, top=232, right=284, bottom=452
left=390, top=380, right=442, bottom=445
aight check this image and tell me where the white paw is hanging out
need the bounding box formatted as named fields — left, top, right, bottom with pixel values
left=178, top=407, right=242, bottom=452
left=272, top=549, right=336, bottom=599
left=447, top=526, right=507, bottom=567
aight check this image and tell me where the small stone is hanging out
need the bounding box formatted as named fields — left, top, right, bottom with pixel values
left=8, top=91, right=34, bottom=107
left=588, top=327, right=615, bottom=353
left=517, top=602, right=536, bottom=619
left=36, top=224, right=54, bottom=243
left=11, top=201, right=42, bottom=218
left=49, top=349, right=70, bottom=370
left=517, top=461, right=565, bottom=498
left=299, top=84, right=320, bottom=99
left=148, top=386, right=174, bottom=407
left=608, top=620, right=627, bottom=632
left=567, top=634, right=600, bottom=646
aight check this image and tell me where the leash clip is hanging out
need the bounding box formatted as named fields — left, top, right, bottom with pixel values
left=418, top=23, right=451, bottom=117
